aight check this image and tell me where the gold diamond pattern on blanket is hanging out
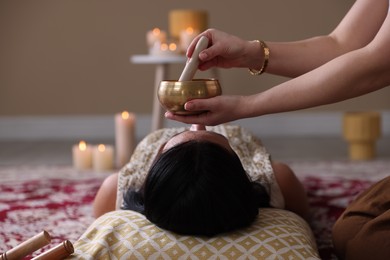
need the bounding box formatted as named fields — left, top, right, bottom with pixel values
left=67, top=208, right=320, bottom=259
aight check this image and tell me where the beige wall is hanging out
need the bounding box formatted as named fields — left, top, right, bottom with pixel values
left=1, top=0, right=389, bottom=116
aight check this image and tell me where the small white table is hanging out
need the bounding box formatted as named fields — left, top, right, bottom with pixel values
left=130, top=54, right=187, bottom=132
left=130, top=54, right=219, bottom=132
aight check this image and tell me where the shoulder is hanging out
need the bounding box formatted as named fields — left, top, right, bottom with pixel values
left=273, top=162, right=309, bottom=221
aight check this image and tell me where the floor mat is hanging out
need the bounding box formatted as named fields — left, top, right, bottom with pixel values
left=0, top=161, right=389, bottom=259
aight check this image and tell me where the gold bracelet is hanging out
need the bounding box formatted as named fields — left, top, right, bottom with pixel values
left=248, top=40, right=270, bottom=75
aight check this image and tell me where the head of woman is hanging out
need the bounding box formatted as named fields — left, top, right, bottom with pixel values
left=123, top=125, right=269, bottom=236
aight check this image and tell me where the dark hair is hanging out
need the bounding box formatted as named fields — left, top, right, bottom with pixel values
left=122, top=140, right=270, bottom=237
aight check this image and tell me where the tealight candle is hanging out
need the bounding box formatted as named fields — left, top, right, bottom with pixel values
left=179, top=27, right=199, bottom=53
left=72, top=140, right=92, bottom=170
left=150, top=41, right=180, bottom=56
left=93, top=144, right=114, bottom=172
left=115, top=111, right=135, bottom=168
left=146, top=28, right=167, bottom=49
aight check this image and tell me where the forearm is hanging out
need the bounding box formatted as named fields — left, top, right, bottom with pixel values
left=251, top=0, right=389, bottom=78
left=244, top=45, right=390, bottom=118
left=265, top=36, right=343, bottom=77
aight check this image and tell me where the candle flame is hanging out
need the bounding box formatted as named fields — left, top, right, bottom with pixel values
left=186, top=27, right=194, bottom=34
left=152, top=28, right=160, bottom=35
left=98, top=144, right=106, bottom=152
left=121, top=111, right=129, bottom=119
left=79, top=141, right=87, bottom=151
left=160, top=43, right=168, bottom=51
left=169, top=43, right=177, bottom=51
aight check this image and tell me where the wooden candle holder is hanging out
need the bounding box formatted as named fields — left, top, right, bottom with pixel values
left=343, top=111, right=381, bottom=160
left=169, top=9, right=208, bottom=41
left=0, top=230, right=51, bottom=260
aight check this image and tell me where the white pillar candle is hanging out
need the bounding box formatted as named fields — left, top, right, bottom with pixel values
left=115, top=111, right=135, bottom=168
left=179, top=27, right=199, bottom=53
left=146, top=28, right=167, bottom=50
left=72, top=140, right=92, bottom=170
left=93, top=144, right=114, bottom=172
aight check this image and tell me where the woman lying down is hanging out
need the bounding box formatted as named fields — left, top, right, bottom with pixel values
left=93, top=124, right=309, bottom=237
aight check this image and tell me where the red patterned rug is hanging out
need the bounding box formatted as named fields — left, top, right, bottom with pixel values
left=0, top=166, right=111, bottom=259
left=0, top=160, right=389, bottom=259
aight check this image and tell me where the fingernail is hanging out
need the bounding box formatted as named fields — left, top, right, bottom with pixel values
left=185, top=103, right=192, bottom=110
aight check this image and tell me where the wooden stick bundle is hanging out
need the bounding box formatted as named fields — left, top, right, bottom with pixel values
left=0, top=231, right=74, bottom=260
left=0, top=230, right=51, bottom=260
left=31, top=240, right=74, bottom=260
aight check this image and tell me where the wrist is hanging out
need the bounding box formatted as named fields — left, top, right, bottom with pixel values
left=236, top=95, right=255, bottom=119
left=247, top=40, right=264, bottom=69
left=244, top=94, right=266, bottom=118
left=248, top=40, right=269, bottom=75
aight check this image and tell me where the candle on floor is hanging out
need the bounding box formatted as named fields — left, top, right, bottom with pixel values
left=93, top=144, right=114, bottom=172
left=72, top=140, right=92, bottom=170
left=115, top=111, right=135, bottom=168
left=179, top=27, right=199, bottom=53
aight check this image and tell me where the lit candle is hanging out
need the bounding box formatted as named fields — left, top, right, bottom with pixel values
left=72, top=140, right=92, bottom=170
left=169, top=10, right=208, bottom=40
left=146, top=28, right=167, bottom=50
left=115, top=111, right=135, bottom=168
left=150, top=41, right=180, bottom=56
left=179, top=27, right=199, bottom=53
left=93, top=144, right=114, bottom=172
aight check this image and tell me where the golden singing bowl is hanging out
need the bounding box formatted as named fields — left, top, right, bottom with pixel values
left=158, top=79, right=222, bottom=115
